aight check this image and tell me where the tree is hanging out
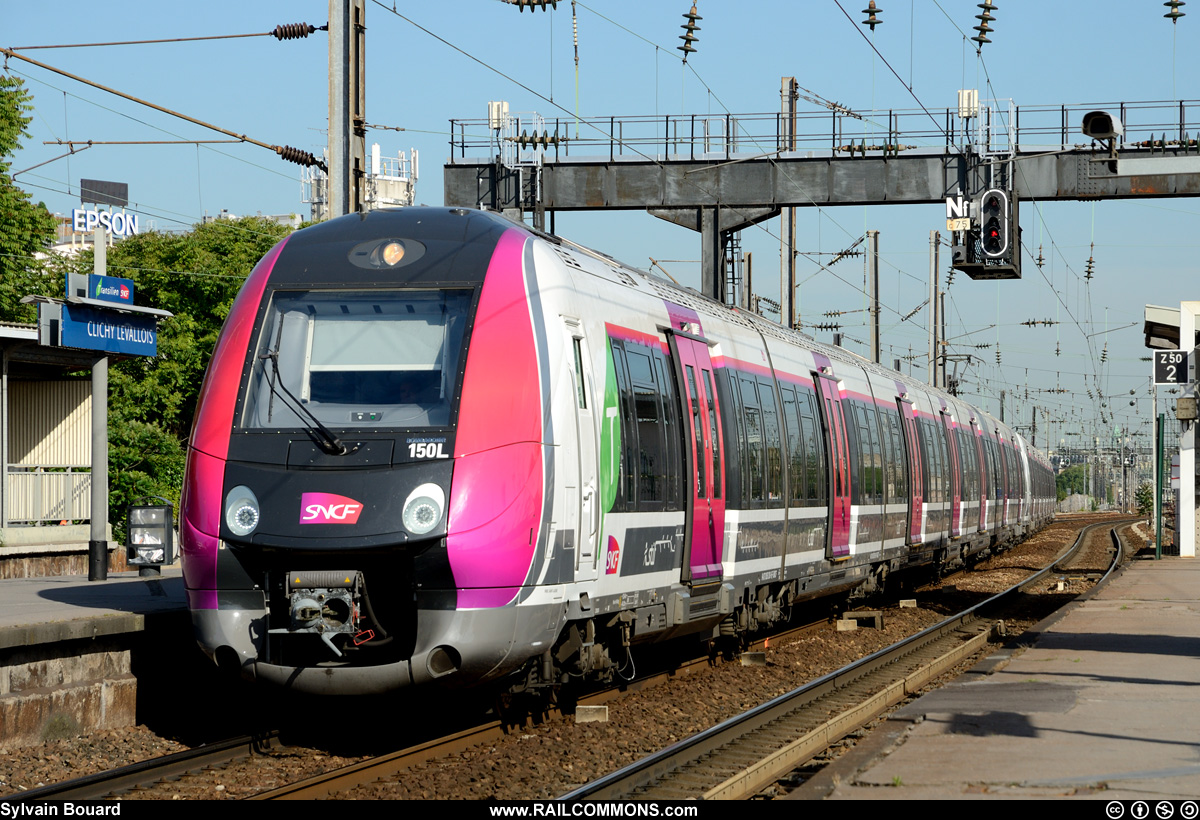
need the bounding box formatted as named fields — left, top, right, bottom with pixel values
left=1056, top=464, right=1088, bottom=502
left=1135, top=482, right=1154, bottom=518
left=0, top=75, right=58, bottom=322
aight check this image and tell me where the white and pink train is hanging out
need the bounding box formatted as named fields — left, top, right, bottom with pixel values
left=180, top=207, right=1054, bottom=695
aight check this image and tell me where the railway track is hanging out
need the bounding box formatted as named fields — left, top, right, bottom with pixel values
left=0, top=734, right=284, bottom=802
left=562, top=519, right=1133, bottom=801
left=0, top=624, right=805, bottom=802
left=1, top=517, right=1132, bottom=801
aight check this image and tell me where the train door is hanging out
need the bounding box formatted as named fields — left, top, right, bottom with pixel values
left=940, top=410, right=962, bottom=536
left=898, top=398, right=923, bottom=544
left=815, top=374, right=851, bottom=559
left=971, top=419, right=987, bottom=531
left=566, top=323, right=600, bottom=582
left=997, top=436, right=1010, bottom=527
left=671, top=335, right=725, bottom=584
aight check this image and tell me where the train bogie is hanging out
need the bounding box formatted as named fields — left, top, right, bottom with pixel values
left=179, top=207, right=1054, bottom=696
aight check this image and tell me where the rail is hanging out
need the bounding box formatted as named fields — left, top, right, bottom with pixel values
left=449, top=99, right=1200, bottom=164
left=561, top=519, right=1131, bottom=800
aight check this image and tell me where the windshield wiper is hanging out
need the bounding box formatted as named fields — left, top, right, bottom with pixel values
left=259, top=350, right=349, bottom=456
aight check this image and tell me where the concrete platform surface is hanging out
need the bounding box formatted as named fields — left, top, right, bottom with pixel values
left=794, top=557, right=1200, bottom=801
left=0, top=567, right=186, bottom=649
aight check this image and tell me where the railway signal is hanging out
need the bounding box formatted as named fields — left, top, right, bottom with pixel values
left=949, top=187, right=1020, bottom=280
left=980, top=189, right=1008, bottom=258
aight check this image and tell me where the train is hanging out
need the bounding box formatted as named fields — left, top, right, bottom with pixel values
left=179, top=206, right=1055, bottom=696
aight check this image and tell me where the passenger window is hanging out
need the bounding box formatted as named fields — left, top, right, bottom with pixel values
left=573, top=338, right=587, bottom=409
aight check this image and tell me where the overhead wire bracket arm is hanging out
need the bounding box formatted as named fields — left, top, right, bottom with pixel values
left=0, top=46, right=325, bottom=171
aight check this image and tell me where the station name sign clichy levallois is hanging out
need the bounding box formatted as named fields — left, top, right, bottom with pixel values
left=59, top=303, right=157, bottom=356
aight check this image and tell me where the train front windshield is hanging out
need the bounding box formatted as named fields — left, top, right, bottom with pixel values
left=241, top=289, right=472, bottom=430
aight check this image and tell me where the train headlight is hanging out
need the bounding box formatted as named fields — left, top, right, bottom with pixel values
left=403, top=483, right=445, bottom=535
left=225, top=485, right=261, bottom=537
left=380, top=241, right=405, bottom=266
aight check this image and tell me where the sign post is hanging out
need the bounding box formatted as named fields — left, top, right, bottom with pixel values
left=89, top=228, right=107, bottom=581
left=29, top=227, right=173, bottom=581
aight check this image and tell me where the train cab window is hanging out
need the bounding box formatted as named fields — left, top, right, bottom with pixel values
left=241, top=289, right=471, bottom=430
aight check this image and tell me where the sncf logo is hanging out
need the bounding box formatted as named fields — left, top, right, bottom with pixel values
left=604, top=535, right=620, bottom=575
left=300, top=492, right=363, bottom=525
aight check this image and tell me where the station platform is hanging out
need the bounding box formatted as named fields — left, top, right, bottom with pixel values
left=791, top=556, right=1200, bottom=801
left=0, top=566, right=187, bottom=644
left=0, top=567, right=190, bottom=748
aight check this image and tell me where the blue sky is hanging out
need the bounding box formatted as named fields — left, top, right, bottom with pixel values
left=6, top=0, right=1199, bottom=458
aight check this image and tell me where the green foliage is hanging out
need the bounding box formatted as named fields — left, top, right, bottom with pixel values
left=1055, top=464, right=1088, bottom=502
left=1135, top=482, right=1154, bottom=517
left=0, top=75, right=58, bottom=322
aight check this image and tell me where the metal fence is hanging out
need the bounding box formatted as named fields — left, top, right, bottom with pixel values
left=5, top=467, right=91, bottom=525
left=449, top=99, right=1200, bottom=164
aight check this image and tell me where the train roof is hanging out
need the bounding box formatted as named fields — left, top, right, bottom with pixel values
left=269, top=207, right=514, bottom=289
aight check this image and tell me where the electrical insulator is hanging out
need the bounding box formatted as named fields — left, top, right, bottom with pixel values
left=272, top=23, right=319, bottom=40
left=505, top=0, right=558, bottom=11
left=516, top=130, right=559, bottom=149
left=1165, top=0, right=1186, bottom=23
left=972, top=1, right=997, bottom=46
left=1101, top=344, right=1108, bottom=363
left=1085, top=257, right=1095, bottom=279
left=276, top=145, right=324, bottom=169
left=862, top=1, right=883, bottom=31
left=678, top=3, right=701, bottom=63
left=1036, top=245, right=1045, bottom=269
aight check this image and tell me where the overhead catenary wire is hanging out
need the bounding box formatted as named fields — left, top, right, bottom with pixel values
left=379, top=1, right=919, bottom=321
left=8, top=24, right=327, bottom=51
left=4, top=66, right=305, bottom=189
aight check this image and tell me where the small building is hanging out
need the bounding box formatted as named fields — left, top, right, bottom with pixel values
left=0, top=322, right=120, bottom=578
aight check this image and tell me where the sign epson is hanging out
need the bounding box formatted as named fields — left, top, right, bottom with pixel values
left=72, top=208, right=140, bottom=239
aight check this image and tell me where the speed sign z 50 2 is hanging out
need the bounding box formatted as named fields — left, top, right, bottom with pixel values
left=1155, top=350, right=1189, bottom=385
